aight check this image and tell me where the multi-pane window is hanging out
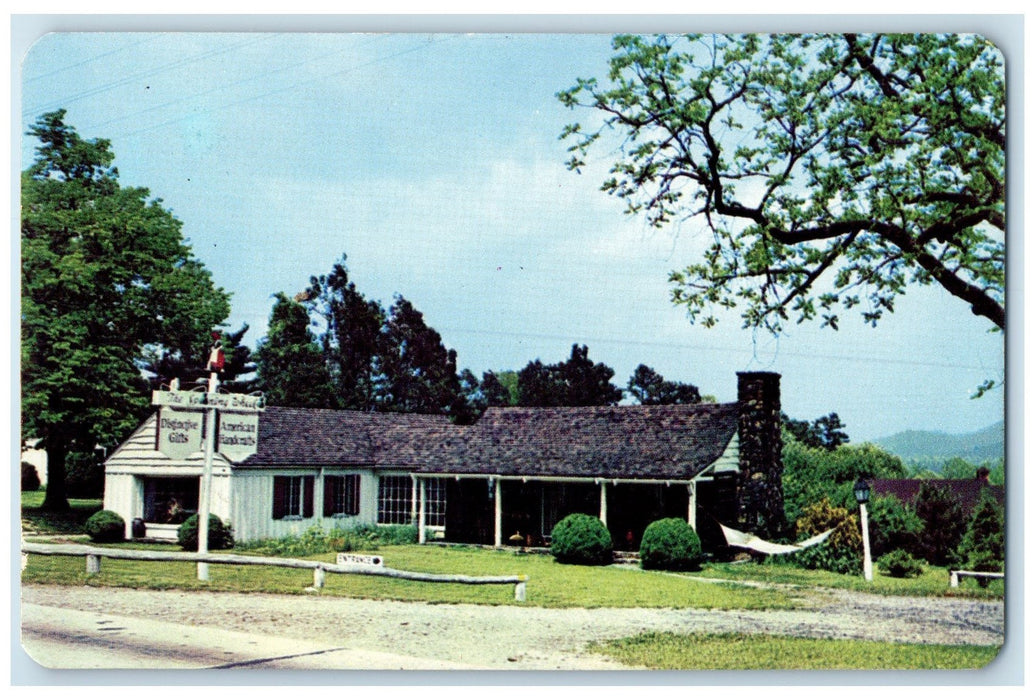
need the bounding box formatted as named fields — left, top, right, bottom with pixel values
left=272, top=475, right=314, bottom=519
left=376, top=475, right=447, bottom=527
left=377, top=475, right=413, bottom=525
left=423, top=479, right=447, bottom=528
left=324, top=474, right=361, bottom=517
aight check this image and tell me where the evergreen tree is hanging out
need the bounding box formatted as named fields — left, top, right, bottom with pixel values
left=913, top=481, right=967, bottom=566
left=956, top=491, right=1005, bottom=576
left=627, top=364, right=701, bottom=405
left=255, top=293, right=335, bottom=408
left=379, top=296, right=461, bottom=414
left=517, top=345, right=622, bottom=407
left=304, top=255, right=385, bottom=410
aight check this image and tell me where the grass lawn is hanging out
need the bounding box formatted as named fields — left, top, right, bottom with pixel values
left=588, top=631, right=1001, bottom=670
left=689, top=560, right=1004, bottom=599
left=20, top=490, right=102, bottom=536
left=21, top=544, right=806, bottom=610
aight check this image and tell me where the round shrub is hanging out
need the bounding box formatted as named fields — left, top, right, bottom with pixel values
left=877, top=548, right=924, bottom=578
left=639, top=518, right=703, bottom=571
left=177, top=514, right=234, bottom=551
left=84, top=510, right=125, bottom=543
left=549, top=513, right=612, bottom=565
left=21, top=462, right=41, bottom=492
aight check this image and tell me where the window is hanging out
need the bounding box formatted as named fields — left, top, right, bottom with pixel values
left=377, top=475, right=413, bottom=525
left=423, top=479, right=447, bottom=528
left=376, top=475, right=446, bottom=527
left=272, top=475, right=314, bottom=519
left=324, top=474, right=361, bottom=517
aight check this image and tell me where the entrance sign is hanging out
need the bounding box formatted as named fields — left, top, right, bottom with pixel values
left=217, top=411, right=260, bottom=461
left=337, top=553, right=384, bottom=567
left=155, top=408, right=203, bottom=460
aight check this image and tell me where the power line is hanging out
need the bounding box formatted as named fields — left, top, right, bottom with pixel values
left=79, top=34, right=391, bottom=136
left=104, top=35, right=458, bottom=143
left=22, top=34, right=278, bottom=118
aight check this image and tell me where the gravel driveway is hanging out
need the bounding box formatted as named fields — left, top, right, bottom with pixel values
left=20, top=582, right=1005, bottom=670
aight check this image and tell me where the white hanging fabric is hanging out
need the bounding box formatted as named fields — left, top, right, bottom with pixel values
left=719, top=523, right=834, bottom=555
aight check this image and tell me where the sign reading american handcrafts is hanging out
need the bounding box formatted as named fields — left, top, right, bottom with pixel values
left=155, top=408, right=204, bottom=460
left=217, top=411, right=260, bottom=461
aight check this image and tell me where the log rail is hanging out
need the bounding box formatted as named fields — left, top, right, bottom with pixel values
left=21, top=542, right=529, bottom=601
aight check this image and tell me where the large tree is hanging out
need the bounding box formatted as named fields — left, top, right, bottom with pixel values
left=21, top=110, right=231, bottom=510
left=559, top=34, right=1005, bottom=333
left=254, top=293, right=336, bottom=408
left=378, top=296, right=462, bottom=414
left=627, top=364, right=701, bottom=405
left=303, top=255, right=385, bottom=410
left=517, top=344, right=623, bottom=407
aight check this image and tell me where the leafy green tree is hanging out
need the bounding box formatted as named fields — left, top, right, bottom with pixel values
left=782, top=437, right=906, bottom=525
left=21, top=110, right=230, bottom=510
left=783, top=412, right=849, bottom=450
left=480, top=371, right=515, bottom=407
left=867, top=495, right=922, bottom=558
left=255, top=293, right=336, bottom=408
left=627, top=364, right=701, bottom=405
left=517, top=345, right=623, bottom=407
left=559, top=34, right=1005, bottom=333
left=303, top=255, right=385, bottom=410
left=379, top=296, right=462, bottom=414
left=956, top=490, right=1004, bottom=576
left=912, top=481, right=967, bottom=566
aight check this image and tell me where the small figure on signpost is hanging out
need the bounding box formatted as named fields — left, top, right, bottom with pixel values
left=207, top=332, right=225, bottom=373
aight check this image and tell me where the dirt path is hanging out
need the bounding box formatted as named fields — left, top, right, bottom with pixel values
left=19, top=583, right=1005, bottom=670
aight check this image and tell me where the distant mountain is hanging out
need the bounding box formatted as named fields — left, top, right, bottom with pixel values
left=873, top=421, right=1004, bottom=464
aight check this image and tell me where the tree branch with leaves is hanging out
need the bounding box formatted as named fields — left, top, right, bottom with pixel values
left=559, top=33, right=1005, bottom=333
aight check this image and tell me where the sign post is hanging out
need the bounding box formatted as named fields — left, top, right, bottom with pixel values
left=196, top=369, right=219, bottom=581
left=150, top=333, right=263, bottom=581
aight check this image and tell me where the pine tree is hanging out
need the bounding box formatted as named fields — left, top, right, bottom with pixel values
left=957, top=490, right=1005, bottom=577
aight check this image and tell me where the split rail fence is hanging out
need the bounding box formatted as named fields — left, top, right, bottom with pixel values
left=21, top=542, right=528, bottom=601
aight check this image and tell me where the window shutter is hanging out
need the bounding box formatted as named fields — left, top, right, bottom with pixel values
left=303, top=476, right=315, bottom=518
left=272, top=476, right=287, bottom=520
left=348, top=475, right=360, bottom=515
left=323, top=476, right=336, bottom=517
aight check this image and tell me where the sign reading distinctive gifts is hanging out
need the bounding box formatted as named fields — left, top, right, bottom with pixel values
left=155, top=408, right=204, bottom=460
left=152, top=388, right=263, bottom=461
left=217, top=411, right=260, bottom=461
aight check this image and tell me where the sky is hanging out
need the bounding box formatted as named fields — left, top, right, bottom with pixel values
left=13, top=22, right=1010, bottom=444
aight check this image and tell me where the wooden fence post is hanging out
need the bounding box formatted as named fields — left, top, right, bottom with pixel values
left=514, top=576, right=527, bottom=602
left=313, top=567, right=325, bottom=589
left=86, top=554, right=101, bottom=574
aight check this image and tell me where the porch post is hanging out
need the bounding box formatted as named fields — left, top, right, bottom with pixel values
left=687, top=481, right=697, bottom=531
left=410, top=476, right=418, bottom=524
left=418, top=478, right=427, bottom=544
left=493, top=478, right=502, bottom=548
left=599, top=481, right=608, bottom=526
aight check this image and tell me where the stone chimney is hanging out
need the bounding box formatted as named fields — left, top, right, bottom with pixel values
left=736, top=372, right=784, bottom=539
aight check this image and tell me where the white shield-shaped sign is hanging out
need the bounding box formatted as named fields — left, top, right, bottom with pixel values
left=156, top=408, right=204, bottom=460
left=217, top=411, right=260, bottom=461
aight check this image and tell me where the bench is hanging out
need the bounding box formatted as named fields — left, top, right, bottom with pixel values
left=949, top=569, right=1004, bottom=587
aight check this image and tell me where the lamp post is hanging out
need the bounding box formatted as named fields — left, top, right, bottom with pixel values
left=854, top=478, right=873, bottom=581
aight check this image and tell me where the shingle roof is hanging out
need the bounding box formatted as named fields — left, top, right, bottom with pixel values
left=236, top=402, right=739, bottom=481
left=440, top=403, right=739, bottom=480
